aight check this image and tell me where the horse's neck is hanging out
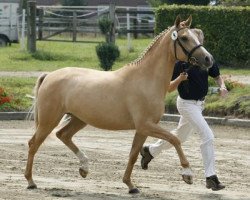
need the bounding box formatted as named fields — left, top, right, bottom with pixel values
left=123, top=32, right=175, bottom=96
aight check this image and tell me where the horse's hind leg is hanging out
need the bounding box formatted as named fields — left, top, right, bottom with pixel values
left=123, top=132, right=147, bottom=194
left=25, top=125, right=57, bottom=189
left=56, top=115, right=89, bottom=178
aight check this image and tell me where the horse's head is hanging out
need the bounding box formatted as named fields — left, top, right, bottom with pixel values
left=170, top=15, right=213, bottom=69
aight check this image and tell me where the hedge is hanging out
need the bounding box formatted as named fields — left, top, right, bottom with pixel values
left=155, top=5, right=250, bottom=67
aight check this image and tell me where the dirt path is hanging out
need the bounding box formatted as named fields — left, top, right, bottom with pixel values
left=0, top=121, right=249, bottom=200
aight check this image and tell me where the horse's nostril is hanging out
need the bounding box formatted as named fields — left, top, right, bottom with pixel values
left=205, top=56, right=210, bottom=63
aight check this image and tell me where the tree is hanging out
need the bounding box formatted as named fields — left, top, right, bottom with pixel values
left=217, top=0, right=250, bottom=6
left=60, top=0, right=87, bottom=6
left=21, top=0, right=28, bottom=9
left=147, top=0, right=162, bottom=7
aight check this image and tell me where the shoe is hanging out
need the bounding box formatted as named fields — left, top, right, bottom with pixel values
left=206, top=175, right=225, bottom=191
left=140, top=146, right=153, bottom=170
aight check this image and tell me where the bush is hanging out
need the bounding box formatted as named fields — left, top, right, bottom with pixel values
left=155, top=5, right=250, bottom=67
left=98, top=17, right=113, bottom=43
left=96, top=42, right=120, bottom=71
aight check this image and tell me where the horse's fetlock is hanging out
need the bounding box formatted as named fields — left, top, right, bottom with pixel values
left=123, top=177, right=130, bottom=185
left=182, top=161, right=190, bottom=168
left=24, top=172, right=30, bottom=180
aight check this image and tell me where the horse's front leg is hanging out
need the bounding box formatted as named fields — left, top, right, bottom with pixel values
left=123, top=132, right=147, bottom=194
left=140, top=122, right=192, bottom=184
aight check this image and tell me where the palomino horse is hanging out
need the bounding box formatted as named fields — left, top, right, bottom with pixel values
left=25, top=16, right=213, bottom=193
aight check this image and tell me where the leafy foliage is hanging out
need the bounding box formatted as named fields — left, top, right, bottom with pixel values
left=155, top=5, right=250, bottom=67
left=218, top=0, right=250, bottom=6
left=96, top=42, right=120, bottom=71
left=98, top=18, right=112, bottom=35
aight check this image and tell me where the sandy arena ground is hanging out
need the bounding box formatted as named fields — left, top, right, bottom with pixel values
left=0, top=120, right=249, bottom=200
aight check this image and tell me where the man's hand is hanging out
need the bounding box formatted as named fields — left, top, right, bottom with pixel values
left=219, top=87, right=228, bottom=97
left=214, top=75, right=228, bottom=97
left=178, top=72, right=188, bottom=82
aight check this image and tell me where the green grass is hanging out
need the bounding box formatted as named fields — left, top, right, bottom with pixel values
left=0, top=38, right=151, bottom=71
left=220, top=66, right=250, bottom=75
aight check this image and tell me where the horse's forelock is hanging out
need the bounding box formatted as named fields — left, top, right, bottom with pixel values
left=191, top=28, right=204, bottom=44
left=187, top=29, right=202, bottom=46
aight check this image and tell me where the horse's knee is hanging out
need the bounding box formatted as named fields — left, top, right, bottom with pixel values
left=56, top=130, right=63, bottom=139
left=28, top=136, right=35, bottom=147
left=169, top=135, right=181, bottom=146
left=56, top=130, right=70, bottom=142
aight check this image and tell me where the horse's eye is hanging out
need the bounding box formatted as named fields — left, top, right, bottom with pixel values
left=181, top=36, right=188, bottom=42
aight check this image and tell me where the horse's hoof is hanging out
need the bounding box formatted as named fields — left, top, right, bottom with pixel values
left=182, top=175, right=193, bottom=184
left=129, top=188, right=140, bottom=194
left=79, top=168, right=88, bottom=178
left=27, top=184, right=37, bottom=189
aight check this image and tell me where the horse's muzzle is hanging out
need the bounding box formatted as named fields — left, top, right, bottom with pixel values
left=200, top=54, right=214, bottom=69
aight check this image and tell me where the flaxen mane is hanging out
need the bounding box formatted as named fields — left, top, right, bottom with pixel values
left=130, top=28, right=171, bottom=65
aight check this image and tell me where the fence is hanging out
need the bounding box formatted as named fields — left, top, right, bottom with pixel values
left=35, top=5, right=155, bottom=42
left=25, top=3, right=155, bottom=52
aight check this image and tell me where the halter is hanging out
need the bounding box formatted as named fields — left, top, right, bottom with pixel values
left=172, top=27, right=203, bottom=64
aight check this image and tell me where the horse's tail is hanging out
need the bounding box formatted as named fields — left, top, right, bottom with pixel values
left=33, top=73, right=47, bottom=128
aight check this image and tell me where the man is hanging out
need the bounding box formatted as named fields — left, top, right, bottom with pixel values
left=140, top=29, right=228, bottom=191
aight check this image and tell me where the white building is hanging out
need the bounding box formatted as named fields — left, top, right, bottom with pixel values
left=0, top=0, right=20, bottom=46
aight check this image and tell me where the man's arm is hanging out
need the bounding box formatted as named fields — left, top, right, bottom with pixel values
left=214, top=75, right=228, bottom=97
left=168, top=72, right=188, bottom=93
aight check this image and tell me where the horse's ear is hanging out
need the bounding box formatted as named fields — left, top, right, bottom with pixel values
left=174, top=15, right=181, bottom=28
left=184, top=15, right=192, bottom=27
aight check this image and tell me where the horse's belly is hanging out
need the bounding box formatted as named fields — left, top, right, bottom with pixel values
left=68, top=103, right=135, bottom=130
left=79, top=112, right=135, bottom=130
